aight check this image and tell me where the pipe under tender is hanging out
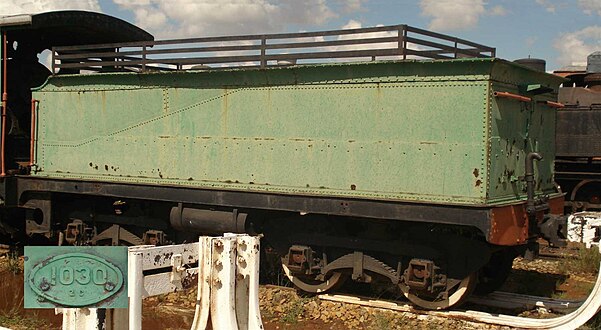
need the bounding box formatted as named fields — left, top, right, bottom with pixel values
left=170, top=205, right=247, bottom=234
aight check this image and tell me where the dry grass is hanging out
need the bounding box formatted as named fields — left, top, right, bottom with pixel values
left=4, top=251, right=22, bottom=274
left=559, top=243, right=601, bottom=275
left=0, top=252, right=56, bottom=330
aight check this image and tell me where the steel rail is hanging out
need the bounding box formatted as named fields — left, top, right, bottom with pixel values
left=468, top=291, right=582, bottom=313
left=319, top=264, right=601, bottom=329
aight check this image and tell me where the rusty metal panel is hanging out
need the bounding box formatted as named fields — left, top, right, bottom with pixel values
left=489, top=204, right=528, bottom=245
left=32, top=59, right=561, bottom=207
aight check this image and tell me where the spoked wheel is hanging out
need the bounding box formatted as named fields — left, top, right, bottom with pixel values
left=281, top=263, right=347, bottom=294
left=399, top=273, right=477, bottom=310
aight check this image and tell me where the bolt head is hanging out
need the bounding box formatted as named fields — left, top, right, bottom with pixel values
left=39, top=281, right=50, bottom=292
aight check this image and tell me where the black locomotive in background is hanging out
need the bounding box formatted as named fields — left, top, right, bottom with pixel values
left=553, top=52, right=601, bottom=212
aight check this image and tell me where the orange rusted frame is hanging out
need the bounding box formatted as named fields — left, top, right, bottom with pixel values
left=30, top=99, right=39, bottom=166
left=537, top=100, right=565, bottom=108
left=488, top=195, right=565, bottom=246
left=493, top=91, right=531, bottom=102
left=489, top=204, right=528, bottom=246
left=1, top=32, right=7, bottom=176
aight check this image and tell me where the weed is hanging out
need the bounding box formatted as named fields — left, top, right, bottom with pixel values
left=369, top=311, right=395, bottom=330
left=582, top=312, right=601, bottom=330
left=559, top=244, right=601, bottom=275
left=281, top=297, right=309, bottom=324
left=0, top=293, right=54, bottom=330
left=553, top=280, right=594, bottom=300
left=259, top=306, right=275, bottom=320
left=5, top=251, right=22, bottom=274
left=0, top=313, right=53, bottom=330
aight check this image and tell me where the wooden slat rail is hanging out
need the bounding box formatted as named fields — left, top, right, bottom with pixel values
left=51, top=24, right=496, bottom=74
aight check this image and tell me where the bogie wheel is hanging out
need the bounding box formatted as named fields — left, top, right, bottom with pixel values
left=281, top=263, right=347, bottom=294
left=399, top=273, right=477, bottom=310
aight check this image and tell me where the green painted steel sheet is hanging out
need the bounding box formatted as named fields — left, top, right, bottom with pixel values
left=31, top=59, right=564, bottom=206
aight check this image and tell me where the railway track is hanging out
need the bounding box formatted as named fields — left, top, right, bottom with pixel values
left=317, top=263, right=601, bottom=329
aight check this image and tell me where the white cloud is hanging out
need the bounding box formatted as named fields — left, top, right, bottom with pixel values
left=490, top=5, right=508, bottom=16
left=114, top=0, right=336, bottom=39
left=536, top=0, right=556, bottom=13
left=419, top=0, right=485, bottom=31
left=338, top=0, right=366, bottom=13
left=578, top=0, right=601, bottom=15
left=0, top=0, right=100, bottom=15
left=341, top=19, right=362, bottom=30
left=554, top=26, right=601, bottom=66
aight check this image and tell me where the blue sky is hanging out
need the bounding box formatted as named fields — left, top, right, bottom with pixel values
left=2, top=0, right=601, bottom=70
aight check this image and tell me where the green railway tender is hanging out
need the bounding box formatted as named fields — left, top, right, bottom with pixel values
left=0, top=11, right=567, bottom=310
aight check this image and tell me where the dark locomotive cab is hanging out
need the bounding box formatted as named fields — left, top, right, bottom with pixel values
left=0, top=11, right=153, bottom=242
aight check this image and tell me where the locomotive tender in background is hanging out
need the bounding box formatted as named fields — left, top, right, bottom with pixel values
left=0, top=11, right=569, bottom=310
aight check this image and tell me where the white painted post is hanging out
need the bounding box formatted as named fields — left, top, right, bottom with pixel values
left=190, top=234, right=264, bottom=330
left=105, top=308, right=129, bottom=330
left=568, top=212, right=601, bottom=250
left=128, top=250, right=144, bottom=330
left=59, top=308, right=101, bottom=330
left=190, top=237, right=212, bottom=329
left=57, top=304, right=128, bottom=329
left=210, top=236, right=239, bottom=329
left=235, top=235, right=263, bottom=330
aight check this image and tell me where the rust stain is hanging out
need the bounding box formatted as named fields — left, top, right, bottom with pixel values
left=473, top=168, right=479, bottom=178
left=489, top=204, right=528, bottom=245
left=547, top=195, right=565, bottom=215
left=475, top=180, right=482, bottom=187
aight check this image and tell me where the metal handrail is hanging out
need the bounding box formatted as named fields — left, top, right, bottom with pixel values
left=51, top=24, right=496, bottom=74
